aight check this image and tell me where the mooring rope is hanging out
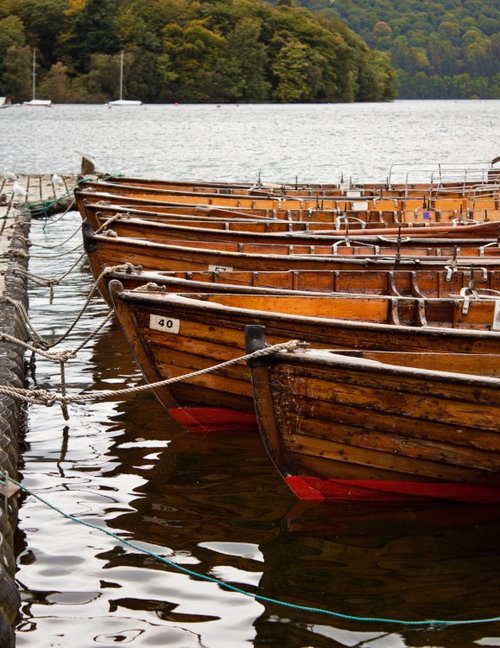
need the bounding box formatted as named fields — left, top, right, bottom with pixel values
left=47, top=263, right=139, bottom=347
left=0, top=471, right=498, bottom=628
left=43, top=197, right=76, bottom=226
left=0, top=303, right=113, bottom=413
left=28, top=240, right=84, bottom=259
left=16, top=221, right=83, bottom=250
left=3, top=262, right=131, bottom=351
left=43, top=196, right=78, bottom=229
left=0, top=339, right=302, bottom=411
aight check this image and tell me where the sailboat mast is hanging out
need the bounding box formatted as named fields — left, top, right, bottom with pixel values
left=32, top=48, right=36, bottom=100
left=119, top=51, right=124, bottom=101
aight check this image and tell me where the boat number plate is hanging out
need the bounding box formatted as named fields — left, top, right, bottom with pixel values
left=149, top=314, right=180, bottom=334
left=208, top=264, right=233, bottom=273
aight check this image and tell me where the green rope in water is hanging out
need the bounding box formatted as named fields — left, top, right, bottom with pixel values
left=2, top=472, right=499, bottom=628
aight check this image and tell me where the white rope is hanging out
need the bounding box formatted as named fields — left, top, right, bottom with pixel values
left=0, top=339, right=302, bottom=408
left=28, top=239, right=83, bottom=259
left=22, top=222, right=82, bottom=249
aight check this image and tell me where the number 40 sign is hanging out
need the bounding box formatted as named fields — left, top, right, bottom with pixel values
left=149, top=314, right=180, bottom=334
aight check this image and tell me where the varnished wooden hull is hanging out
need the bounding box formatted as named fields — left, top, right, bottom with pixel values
left=103, top=173, right=499, bottom=196
left=76, top=180, right=500, bottom=223
left=107, top=267, right=500, bottom=301
left=246, top=332, right=500, bottom=502
left=76, top=187, right=408, bottom=227
left=75, top=190, right=277, bottom=220
left=82, top=223, right=500, bottom=307
left=108, top=285, right=500, bottom=434
left=80, top=212, right=500, bottom=255
left=79, top=200, right=500, bottom=239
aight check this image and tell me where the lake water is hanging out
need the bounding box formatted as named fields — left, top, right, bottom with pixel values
left=1, top=101, right=500, bottom=648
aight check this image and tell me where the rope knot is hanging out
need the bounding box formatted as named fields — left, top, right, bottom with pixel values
left=55, top=349, right=78, bottom=362
left=31, top=389, right=58, bottom=407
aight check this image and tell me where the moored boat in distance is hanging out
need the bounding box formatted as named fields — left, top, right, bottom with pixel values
left=107, top=51, right=142, bottom=106
left=23, top=48, right=52, bottom=107
left=245, top=324, right=500, bottom=503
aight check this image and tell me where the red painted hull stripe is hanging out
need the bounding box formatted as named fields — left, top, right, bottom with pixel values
left=285, top=476, right=500, bottom=502
left=168, top=407, right=257, bottom=433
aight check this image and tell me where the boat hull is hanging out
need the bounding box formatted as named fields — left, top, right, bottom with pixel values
left=108, top=286, right=500, bottom=435
left=246, top=339, right=500, bottom=503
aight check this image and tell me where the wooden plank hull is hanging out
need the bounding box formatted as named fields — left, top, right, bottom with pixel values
left=81, top=213, right=500, bottom=254
left=108, top=285, right=500, bottom=434
left=80, top=175, right=500, bottom=204
left=76, top=181, right=500, bottom=223
left=245, top=333, right=500, bottom=503
left=82, top=224, right=500, bottom=305
left=107, top=267, right=500, bottom=300
left=79, top=200, right=500, bottom=237
left=102, top=173, right=498, bottom=195
left=75, top=190, right=278, bottom=220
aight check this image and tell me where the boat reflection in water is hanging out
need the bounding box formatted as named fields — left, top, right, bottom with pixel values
left=90, top=324, right=500, bottom=648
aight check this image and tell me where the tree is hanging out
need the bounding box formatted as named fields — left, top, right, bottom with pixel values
left=2, top=44, right=32, bottom=100
left=20, top=0, right=66, bottom=64
left=0, top=15, right=25, bottom=52
left=271, top=34, right=312, bottom=101
left=59, top=0, right=121, bottom=72
left=226, top=17, right=270, bottom=101
left=38, top=61, right=72, bottom=101
left=162, top=19, right=229, bottom=101
left=357, top=50, right=395, bottom=100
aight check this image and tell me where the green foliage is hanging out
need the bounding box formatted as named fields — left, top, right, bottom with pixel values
left=1, top=44, right=32, bottom=100
left=0, top=0, right=397, bottom=102
left=298, top=0, right=499, bottom=98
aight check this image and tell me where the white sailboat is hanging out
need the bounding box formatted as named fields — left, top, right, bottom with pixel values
left=108, top=52, right=142, bottom=106
left=23, top=48, right=52, bottom=107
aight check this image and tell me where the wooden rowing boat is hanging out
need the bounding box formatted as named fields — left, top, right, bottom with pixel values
left=245, top=324, right=500, bottom=503
left=77, top=180, right=500, bottom=222
left=82, top=170, right=500, bottom=202
left=108, top=283, right=500, bottom=433
left=74, top=190, right=278, bottom=220
left=80, top=198, right=500, bottom=236
left=83, top=223, right=500, bottom=304
left=77, top=180, right=356, bottom=210
left=107, top=266, right=500, bottom=301
left=83, top=224, right=500, bottom=284
left=76, top=187, right=403, bottom=227
left=81, top=212, right=500, bottom=253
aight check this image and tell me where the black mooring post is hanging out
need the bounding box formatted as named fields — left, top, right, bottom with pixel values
left=245, top=325, right=266, bottom=356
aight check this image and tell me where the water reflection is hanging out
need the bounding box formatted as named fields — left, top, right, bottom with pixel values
left=84, top=344, right=500, bottom=647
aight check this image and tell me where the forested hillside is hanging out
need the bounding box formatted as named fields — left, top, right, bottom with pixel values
left=0, top=0, right=395, bottom=103
left=299, top=0, right=500, bottom=98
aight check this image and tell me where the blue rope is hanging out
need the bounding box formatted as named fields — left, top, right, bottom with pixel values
left=3, top=472, right=499, bottom=628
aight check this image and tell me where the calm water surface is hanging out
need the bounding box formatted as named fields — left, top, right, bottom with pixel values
left=1, top=101, right=500, bottom=647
